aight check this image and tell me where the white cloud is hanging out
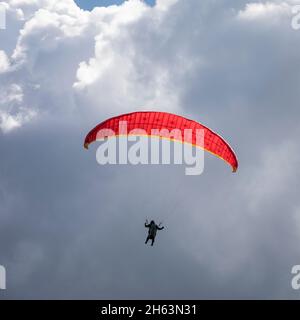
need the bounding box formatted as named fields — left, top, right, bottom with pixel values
left=238, top=2, right=292, bottom=22
left=1, top=0, right=186, bottom=133
left=0, top=111, right=23, bottom=132
left=0, top=83, right=36, bottom=133
left=0, top=83, right=23, bottom=104
left=0, top=50, right=9, bottom=72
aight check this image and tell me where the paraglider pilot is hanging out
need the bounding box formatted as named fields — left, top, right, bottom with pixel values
left=145, top=220, right=164, bottom=246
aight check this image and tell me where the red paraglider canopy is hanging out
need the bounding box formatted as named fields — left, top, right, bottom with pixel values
left=84, top=111, right=238, bottom=172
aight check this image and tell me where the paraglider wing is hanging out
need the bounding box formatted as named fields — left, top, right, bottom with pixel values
left=84, top=111, right=238, bottom=172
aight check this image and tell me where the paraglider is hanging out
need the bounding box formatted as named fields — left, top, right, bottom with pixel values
left=84, top=111, right=238, bottom=172
left=84, top=111, right=238, bottom=247
left=144, top=220, right=164, bottom=246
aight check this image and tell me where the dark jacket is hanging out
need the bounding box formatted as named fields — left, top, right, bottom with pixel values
left=145, top=222, right=164, bottom=238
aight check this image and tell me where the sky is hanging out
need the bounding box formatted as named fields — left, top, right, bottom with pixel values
left=0, top=0, right=300, bottom=299
left=75, top=0, right=155, bottom=11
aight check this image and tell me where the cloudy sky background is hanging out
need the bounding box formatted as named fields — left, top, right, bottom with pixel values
left=0, top=0, right=300, bottom=299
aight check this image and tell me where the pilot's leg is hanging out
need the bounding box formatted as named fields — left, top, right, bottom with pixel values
left=151, top=237, right=155, bottom=246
